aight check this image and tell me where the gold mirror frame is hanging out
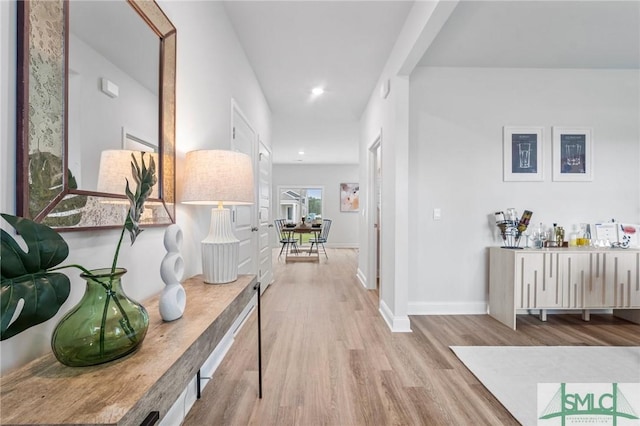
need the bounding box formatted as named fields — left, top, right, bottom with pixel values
left=16, top=0, right=176, bottom=231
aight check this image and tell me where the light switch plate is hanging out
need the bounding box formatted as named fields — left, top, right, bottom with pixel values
left=433, top=208, right=441, bottom=220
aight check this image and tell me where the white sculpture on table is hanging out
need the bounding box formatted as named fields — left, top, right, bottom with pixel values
left=159, top=224, right=186, bottom=321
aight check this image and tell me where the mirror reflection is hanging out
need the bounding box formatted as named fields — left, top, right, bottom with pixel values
left=17, top=0, right=176, bottom=230
left=68, top=0, right=159, bottom=192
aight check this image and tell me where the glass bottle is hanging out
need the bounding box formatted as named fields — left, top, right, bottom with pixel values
left=555, top=226, right=565, bottom=247
left=517, top=210, right=533, bottom=233
left=51, top=268, right=149, bottom=367
left=569, top=225, right=579, bottom=247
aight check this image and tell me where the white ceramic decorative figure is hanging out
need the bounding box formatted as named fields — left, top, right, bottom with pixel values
left=159, top=224, right=186, bottom=321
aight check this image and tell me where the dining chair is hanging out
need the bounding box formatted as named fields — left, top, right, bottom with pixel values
left=274, top=219, right=298, bottom=258
left=309, top=219, right=331, bottom=258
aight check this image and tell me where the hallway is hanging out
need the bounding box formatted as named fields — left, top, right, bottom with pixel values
left=184, top=249, right=640, bottom=425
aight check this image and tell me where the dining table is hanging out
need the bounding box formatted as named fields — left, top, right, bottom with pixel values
left=283, top=224, right=322, bottom=262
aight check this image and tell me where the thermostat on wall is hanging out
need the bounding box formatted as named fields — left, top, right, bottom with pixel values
left=101, top=78, right=119, bottom=98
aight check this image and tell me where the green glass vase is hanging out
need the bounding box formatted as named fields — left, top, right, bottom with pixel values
left=51, top=268, right=149, bottom=367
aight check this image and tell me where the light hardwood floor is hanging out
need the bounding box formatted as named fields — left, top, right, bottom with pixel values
left=184, top=248, right=640, bottom=425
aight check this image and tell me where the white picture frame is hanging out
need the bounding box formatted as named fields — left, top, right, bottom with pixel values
left=503, top=126, right=544, bottom=181
left=552, top=126, right=593, bottom=181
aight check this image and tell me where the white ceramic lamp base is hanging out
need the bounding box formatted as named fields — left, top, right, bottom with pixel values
left=202, top=207, right=239, bottom=284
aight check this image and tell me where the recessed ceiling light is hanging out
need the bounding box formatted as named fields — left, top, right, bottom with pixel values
left=311, top=87, right=324, bottom=96
left=298, top=151, right=305, bottom=155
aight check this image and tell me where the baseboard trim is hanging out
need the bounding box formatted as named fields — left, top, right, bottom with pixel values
left=326, top=243, right=359, bottom=249
left=379, top=299, right=412, bottom=332
left=408, top=301, right=488, bottom=315
left=356, top=268, right=368, bottom=289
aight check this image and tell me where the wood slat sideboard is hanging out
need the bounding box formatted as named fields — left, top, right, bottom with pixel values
left=0, top=274, right=257, bottom=425
left=489, top=247, right=640, bottom=329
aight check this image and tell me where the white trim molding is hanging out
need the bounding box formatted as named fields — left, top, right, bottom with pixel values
left=356, top=268, right=369, bottom=289
left=408, top=301, right=488, bottom=315
left=326, top=243, right=360, bottom=249
left=379, top=300, right=412, bottom=332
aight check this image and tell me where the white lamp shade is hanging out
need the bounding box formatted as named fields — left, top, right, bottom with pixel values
left=182, top=150, right=254, bottom=205
left=181, top=149, right=254, bottom=284
left=97, top=150, right=159, bottom=198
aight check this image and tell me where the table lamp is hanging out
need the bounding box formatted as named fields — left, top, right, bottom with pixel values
left=97, top=150, right=159, bottom=199
left=182, top=150, right=254, bottom=284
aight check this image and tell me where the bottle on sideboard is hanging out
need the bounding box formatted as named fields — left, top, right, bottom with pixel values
left=517, top=210, right=533, bottom=233
left=556, top=226, right=565, bottom=247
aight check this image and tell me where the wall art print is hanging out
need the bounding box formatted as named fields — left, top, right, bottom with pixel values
left=552, top=126, right=593, bottom=181
left=503, top=126, right=544, bottom=181
left=340, top=183, right=359, bottom=212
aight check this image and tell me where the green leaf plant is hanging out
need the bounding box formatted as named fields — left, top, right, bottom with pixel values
left=0, top=153, right=157, bottom=341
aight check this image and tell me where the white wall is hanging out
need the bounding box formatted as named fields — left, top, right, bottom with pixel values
left=408, top=66, right=640, bottom=314
left=1, top=1, right=270, bottom=374
left=69, top=33, right=157, bottom=190
left=162, top=0, right=271, bottom=282
left=272, top=164, right=359, bottom=248
left=358, top=1, right=457, bottom=332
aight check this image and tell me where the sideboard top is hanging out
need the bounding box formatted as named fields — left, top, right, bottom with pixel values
left=490, top=247, right=640, bottom=253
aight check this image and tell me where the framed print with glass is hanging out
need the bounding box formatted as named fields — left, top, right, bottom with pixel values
left=552, top=127, right=593, bottom=181
left=503, top=126, right=543, bottom=181
left=340, top=183, right=359, bottom=212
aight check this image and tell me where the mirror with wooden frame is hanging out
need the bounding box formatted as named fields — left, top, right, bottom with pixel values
left=16, top=0, right=176, bottom=231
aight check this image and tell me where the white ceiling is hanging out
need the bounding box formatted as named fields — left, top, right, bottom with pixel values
left=420, top=1, right=640, bottom=69
left=223, top=1, right=414, bottom=164
left=224, top=0, right=639, bottom=165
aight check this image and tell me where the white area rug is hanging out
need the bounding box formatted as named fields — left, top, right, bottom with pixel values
left=450, top=346, right=640, bottom=426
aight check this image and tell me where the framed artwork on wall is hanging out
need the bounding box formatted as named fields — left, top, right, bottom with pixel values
left=552, top=126, right=593, bottom=181
left=503, top=126, right=544, bottom=181
left=340, top=183, right=359, bottom=212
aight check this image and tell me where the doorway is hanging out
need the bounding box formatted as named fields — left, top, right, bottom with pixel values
left=257, top=141, right=273, bottom=289
left=231, top=100, right=271, bottom=287
left=277, top=186, right=324, bottom=246
left=368, top=134, right=382, bottom=293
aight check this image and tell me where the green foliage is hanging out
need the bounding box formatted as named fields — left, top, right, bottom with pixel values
left=28, top=151, right=87, bottom=227
left=1, top=152, right=158, bottom=341
left=0, top=214, right=71, bottom=340
left=124, top=152, right=157, bottom=245
left=111, top=152, right=157, bottom=274
left=308, top=196, right=322, bottom=215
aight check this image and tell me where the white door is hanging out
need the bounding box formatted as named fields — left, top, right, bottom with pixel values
left=231, top=102, right=258, bottom=277
left=367, top=135, right=382, bottom=292
left=257, top=141, right=273, bottom=291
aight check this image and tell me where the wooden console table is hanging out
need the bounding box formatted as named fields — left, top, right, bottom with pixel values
left=489, top=247, right=640, bottom=329
left=0, top=274, right=259, bottom=425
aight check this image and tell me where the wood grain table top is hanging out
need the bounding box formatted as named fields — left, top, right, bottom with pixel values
left=0, top=274, right=257, bottom=425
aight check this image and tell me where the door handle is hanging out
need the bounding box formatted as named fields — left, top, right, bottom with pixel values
left=251, top=227, right=259, bottom=232
left=268, top=224, right=274, bottom=228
